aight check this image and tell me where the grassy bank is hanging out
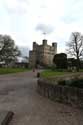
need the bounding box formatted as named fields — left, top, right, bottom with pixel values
left=0, top=68, right=30, bottom=75
left=40, top=69, right=83, bottom=88
left=41, top=69, right=69, bottom=78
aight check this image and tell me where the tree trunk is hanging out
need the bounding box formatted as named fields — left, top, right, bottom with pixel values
left=76, top=56, right=80, bottom=72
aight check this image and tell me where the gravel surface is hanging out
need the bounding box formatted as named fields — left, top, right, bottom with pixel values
left=0, top=70, right=82, bottom=125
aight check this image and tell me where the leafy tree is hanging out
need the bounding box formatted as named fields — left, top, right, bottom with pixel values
left=53, top=53, right=67, bottom=69
left=0, top=35, right=20, bottom=66
left=67, top=32, right=83, bottom=71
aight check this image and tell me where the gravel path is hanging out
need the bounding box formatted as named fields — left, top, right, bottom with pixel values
left=0, top=70, right=82, bottom=125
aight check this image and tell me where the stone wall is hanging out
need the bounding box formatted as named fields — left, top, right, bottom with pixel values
left=37, top=78, right=83, bottom=108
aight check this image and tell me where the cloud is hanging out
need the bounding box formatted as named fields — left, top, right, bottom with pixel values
left=61, top=0, right=83, bottom=24
left=61, top=15, right=78, bottom=24
left=36, top=23, right=54, bottom=35
left=4, top=0, right=29, bottom=14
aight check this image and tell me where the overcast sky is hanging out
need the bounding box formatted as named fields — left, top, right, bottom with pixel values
left=0, top=0, right=83, bottom=53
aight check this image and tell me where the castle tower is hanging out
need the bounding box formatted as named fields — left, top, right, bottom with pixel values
left=42, top=39, right=47, bottom=46
left=52, top=42, right=57, bottom=54
left=29, top=39, right=57, bottom=68
left=33, top=42, right=37, bottom=51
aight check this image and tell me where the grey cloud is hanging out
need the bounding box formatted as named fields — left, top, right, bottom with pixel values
left=36, top=24, right=54, bottom=34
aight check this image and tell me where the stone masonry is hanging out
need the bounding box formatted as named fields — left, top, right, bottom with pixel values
left=29, top=39, right=57, bottom=67
left=37, top=78, right=83, bottom=108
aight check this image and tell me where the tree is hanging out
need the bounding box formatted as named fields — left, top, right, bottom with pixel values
left=53, top=53, right=67, bottom=69
left=67, top=58, right=77, bottom=71
left=0, top=35, right=20, bottom=66
left=67, top=32, right=83, bottom=71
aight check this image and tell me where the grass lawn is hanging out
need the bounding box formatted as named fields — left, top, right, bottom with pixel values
left=41, top=69, right=83, bottom=78
left=0, top=68, right=30, bottom=75
left=41, top=69, right=83, bottom=88
left=41, top=69, right=69, bottom=78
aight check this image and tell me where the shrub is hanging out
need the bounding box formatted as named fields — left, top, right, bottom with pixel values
left=69, top=79, right=83, bottom=88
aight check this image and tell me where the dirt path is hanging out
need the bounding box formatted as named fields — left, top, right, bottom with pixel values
left=0, top=70, right=82, bottom=125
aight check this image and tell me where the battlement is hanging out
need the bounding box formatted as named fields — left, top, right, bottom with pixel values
left=33, top=39, right=57, bottom=49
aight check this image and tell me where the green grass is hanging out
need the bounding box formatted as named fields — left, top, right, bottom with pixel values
left=0, top=68, right=30, bottom=75
left=80, top=69, right=83, bottom=72
left=41, top=69, right=69, bottom=78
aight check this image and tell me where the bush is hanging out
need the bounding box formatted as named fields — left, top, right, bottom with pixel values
left=69, top=79, right=83, bottom=88
left=58, top=80, right=66, bottom=85
left=58, top=79, right=83, bottom=88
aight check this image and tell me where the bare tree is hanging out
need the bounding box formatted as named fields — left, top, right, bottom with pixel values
left=67, top=32, right=83, bottom=71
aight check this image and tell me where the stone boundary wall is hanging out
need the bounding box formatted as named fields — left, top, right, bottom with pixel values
left=37, top=78, right=83, bottom=108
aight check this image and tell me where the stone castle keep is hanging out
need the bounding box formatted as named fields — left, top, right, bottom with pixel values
left=29, top=39, right=57, bottom=67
